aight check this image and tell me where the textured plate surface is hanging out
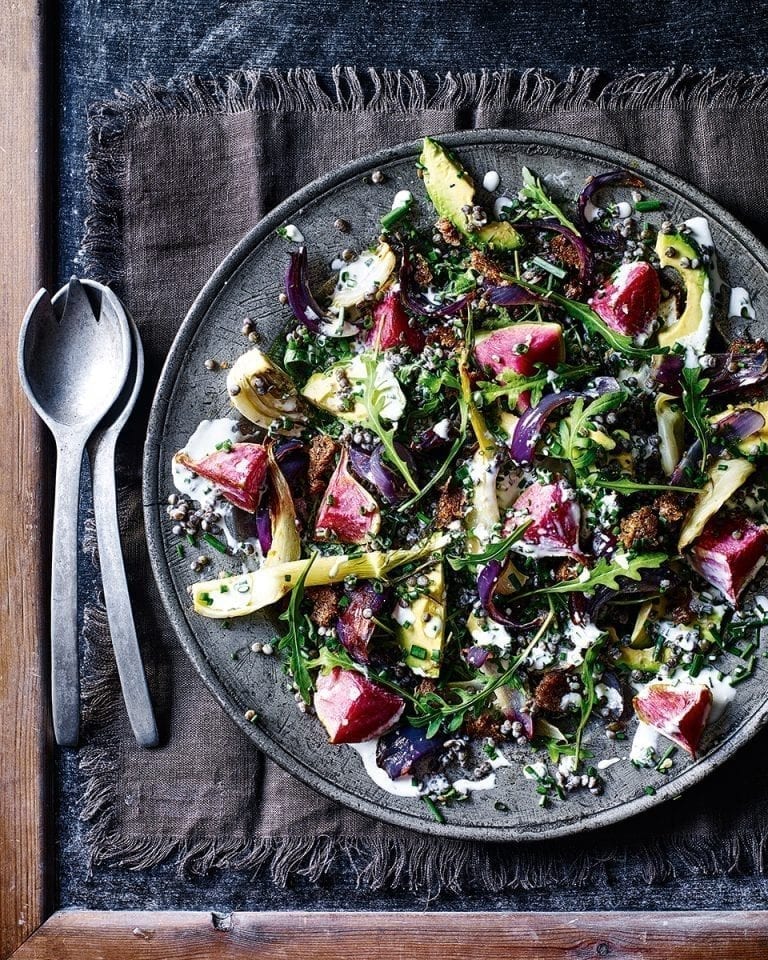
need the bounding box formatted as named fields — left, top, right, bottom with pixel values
left=145, top=130, right=768, bottom=841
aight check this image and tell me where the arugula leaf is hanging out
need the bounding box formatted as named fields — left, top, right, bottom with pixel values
left=277, top=554, right=317, bottom=704
left=398, top=396, right=469, bottom=512
left=522, top=552, right=668, bottom=599
left=558, top=390, right=627, bottom=474
left=446, top=518, right=533, bottom=571
left=519, top=167, right=580, bottom=234
left=590, top=476, right=701, bottom=496
left=479, top=363, right=597, bottom=407
left=360, top=352, right=420, bottom=493
left=574, top=629, right=610, bottom=766
left=681, top=365, right=711, bottom=474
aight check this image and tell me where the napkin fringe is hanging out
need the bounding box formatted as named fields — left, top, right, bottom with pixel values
left=81, top=65, right=768, bottom=285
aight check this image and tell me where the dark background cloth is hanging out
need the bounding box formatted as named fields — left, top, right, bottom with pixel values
left=56, top=0, right=768, bottom=913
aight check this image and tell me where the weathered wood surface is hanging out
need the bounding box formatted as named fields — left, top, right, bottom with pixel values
left=0, top=1, right=50, bottom=959
left=11, top=910, right=768, bottom=960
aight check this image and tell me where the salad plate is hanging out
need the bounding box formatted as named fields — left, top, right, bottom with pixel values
left=144, top=130, right=768, bottom=841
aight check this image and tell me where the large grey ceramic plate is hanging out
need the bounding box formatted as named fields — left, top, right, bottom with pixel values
left=145, top=130, right=768, bottom=841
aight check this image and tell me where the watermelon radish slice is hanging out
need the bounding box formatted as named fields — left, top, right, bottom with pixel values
left=366, top=291, right=425, bottom=351
left=474, top=322, right=564, bottom=409
left=590, top=262, right=661, bottom=340
left=175, top=442, right=268, bottom=513
left=314, top=667, right=405, bottom=743
left=314, top=448, right=381, bottom=544
left=688, top=513, right=768, bottom=604
left=504, top=479, right=582, bottom=558
left=633, top=681, right=712, bottom=757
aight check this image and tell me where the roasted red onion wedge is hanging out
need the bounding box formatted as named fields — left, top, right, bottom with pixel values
left=633, top=681, right=713, bottom=758
left=377, top=725, right=442, bottom=779
left=314, top=668, right=404, bottom=744
left=336, top=582, right=392, bottom=664
left=590, top=262, right=661, bottom=339
left=366, top=290, right=425, bottom=351
left=174, top=442, right=268, bottom=513
left=503, top=479, right=583, bottom=559
left=314, top=449, right=381, bottom=544
left=688, top=513, right=768, bottom=604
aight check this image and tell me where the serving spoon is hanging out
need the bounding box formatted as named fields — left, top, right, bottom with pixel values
left=87, top=301, right=159, bottom=748
left=19, top=279, right=132, bottom=746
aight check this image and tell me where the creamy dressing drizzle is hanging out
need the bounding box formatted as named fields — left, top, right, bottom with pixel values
left=283, top=224, right=304, bottom=243
left=349, top=741, right=511, bottom=797
left=683, top=216, right=723, bottom=294
left=391, top=189, right=413, bottom=209
left=728, top=286, right=756, bottom=320
left=482, top=170, right=500, bottom=191
left=172, top=418, right=243, bottom=508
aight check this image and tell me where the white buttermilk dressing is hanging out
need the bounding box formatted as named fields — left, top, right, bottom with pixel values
left=172, top=418, right=243, bottom=508
left=334, top=250, right=390, bottom=303
left=728, top=286, right=756, bottom=320
left=283, top=224, right=304, bottom=243
left=597, top=757, right=621, bottom=770
left=696, top=667, right=736, bottom=723
left=565, top=622, right=605, bottom=667
left=494, top=196, right=515, bottom=218
left=433, top=417, right=452, bottom=440
left=630, top=720, right=661, bottom=765
left=452, top=753, right=511, bottom=796
left=615, top=201, right=632, bottom=219
left=482, top=170, right=500, bottom=191
left=683, top=216, right=723, bottom=293
left=391, top=189, right=413, bottom=210
left=348, top=740, right=421, bottom=797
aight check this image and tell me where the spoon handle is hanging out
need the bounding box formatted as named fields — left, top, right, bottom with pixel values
left=51, top=437, right=84, bottom=747
left=90, top=431, right=159, bottom=748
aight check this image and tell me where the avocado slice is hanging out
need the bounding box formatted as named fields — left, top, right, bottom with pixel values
left=655, top=232, right=712, bottom=354
left=301, top=355, right=406, bottom=424
left=420, top=138, right=523, bottom=252
left=394, top=562, right=446, bottom=678
left=618, top=645, right=666, bottom=673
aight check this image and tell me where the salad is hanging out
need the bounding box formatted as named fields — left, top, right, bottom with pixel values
left=168, top=137, right=768, bottom=817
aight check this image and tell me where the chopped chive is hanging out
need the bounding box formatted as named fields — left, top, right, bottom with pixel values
left=643, top=785, right=656, bottom=796
left=731, top=657, right=756, bottom=684
left=203, top=532, right=228, bottom=553
left=655, top=745, right=677, bottom=772
left=176, top=543, right=185, bottom=559
left=430, top=648, right=442, bottom=662
left=409, top=644, right=428, bottom=660
left=535, top=784, right=549, bottom=795
left=422, top=795, right=445, bottom=823
left=688, top=653, right=704, bottom=678
left=187, top=533, right=197, bottom=547
left=741, top=640, right=758, bottom=660
left=531, top=256, right=567, bottom=280
left=634, top=199, right=663, bottom=212
left=416, top=511, right=432, bottom=525
left=198, top=592, right=213, bottom=606
left=380, top=200, right=413, bottom=231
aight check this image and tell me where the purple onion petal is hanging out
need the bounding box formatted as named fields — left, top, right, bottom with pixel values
left=348, top=443, right=409, bottom=505
left=509, top=390, right=582, bottom=463
left=255, top=503, right=273, bottom=555
left=377, top=725, right=442, bottom=779
left=399, top=247, right=475, bottom=317
left=465, top=645, right=490, bottom=668
left=485, top=284, right=549, bottom=309
left=520, top=218, right=593, bottom=285
left=670, top=408, right=765, bottom=486
left=576, top=171, right=646, bottom=248
left=653, top=343, right=768, bottom=398
left=336, top=583, right=392, bottom=664
left=477, top=560, right=545, bottom=629
left=285, top=246, right=357, bottom=338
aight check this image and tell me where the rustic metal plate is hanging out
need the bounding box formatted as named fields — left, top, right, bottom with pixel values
left=144, top=130, right=768, bottom=841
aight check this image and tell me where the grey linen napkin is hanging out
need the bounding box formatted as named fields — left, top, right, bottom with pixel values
left=80, top=66, right=768, bottom=891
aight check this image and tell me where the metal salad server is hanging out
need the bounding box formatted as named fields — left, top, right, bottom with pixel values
left=87, top=298, right=159, bottom=748
left=19, top=278, right=132, bottom=746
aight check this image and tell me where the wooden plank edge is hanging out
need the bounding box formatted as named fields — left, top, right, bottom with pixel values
left=10, top=910, right=768, bottom=960
left=0, top=0, right=53, bottom=957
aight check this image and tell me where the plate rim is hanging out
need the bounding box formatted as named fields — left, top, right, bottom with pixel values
left=143, top=128, right=768, bottom=841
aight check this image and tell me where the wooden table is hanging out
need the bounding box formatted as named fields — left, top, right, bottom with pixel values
left=4, top=1, right=768, bottom=956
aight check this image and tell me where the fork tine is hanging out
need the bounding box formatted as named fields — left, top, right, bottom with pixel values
left=61, top=276, right=95, bottom=325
